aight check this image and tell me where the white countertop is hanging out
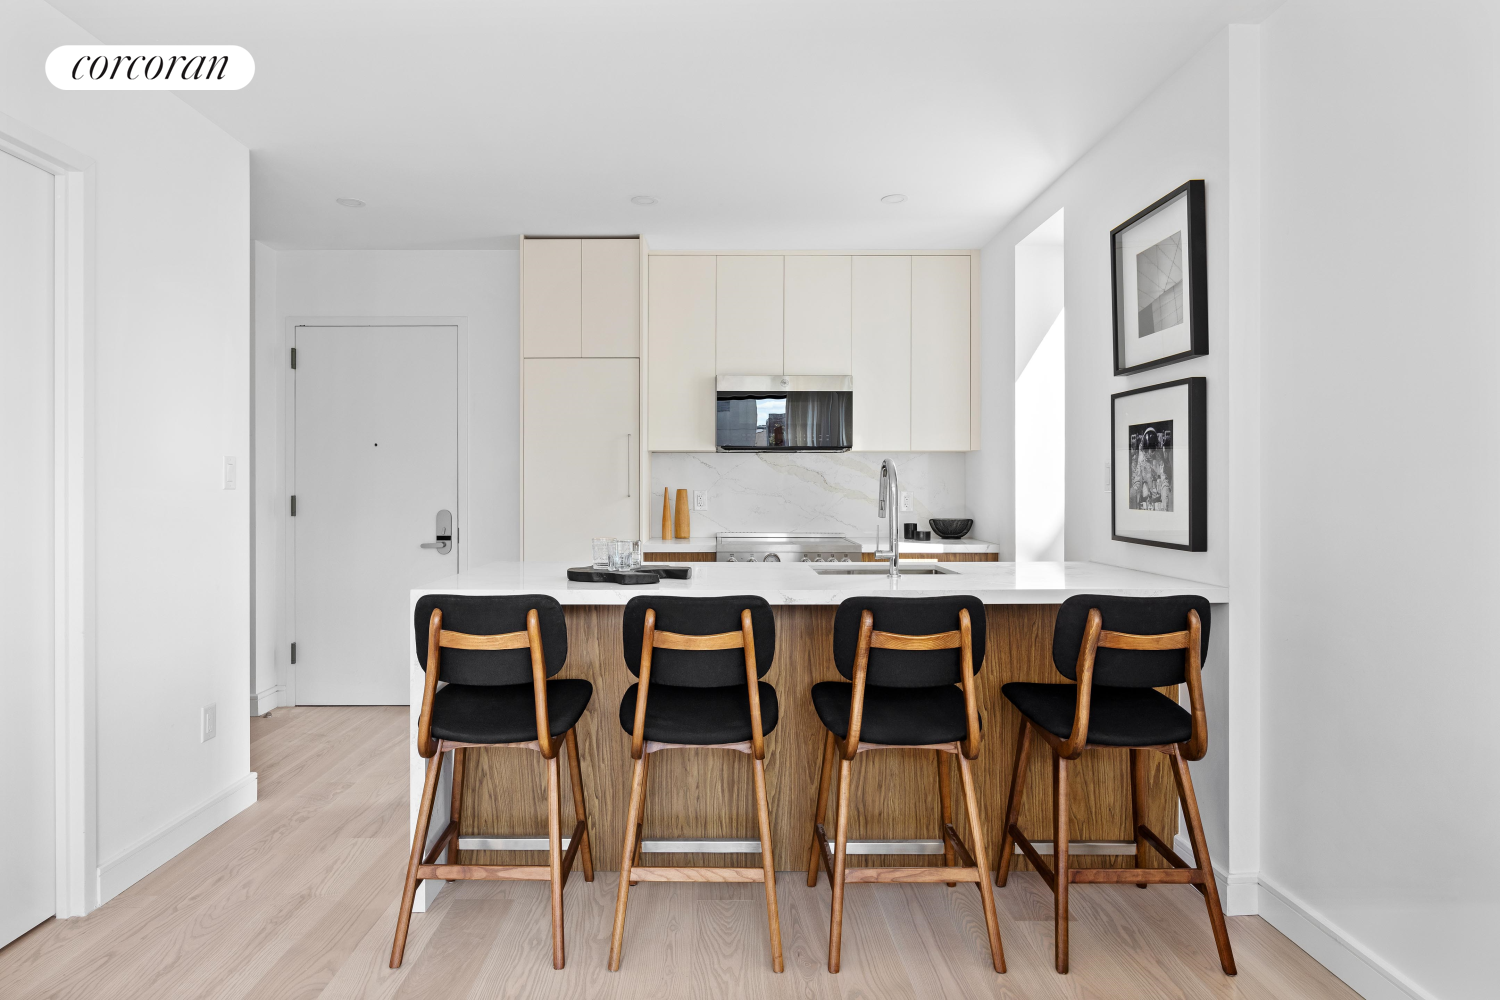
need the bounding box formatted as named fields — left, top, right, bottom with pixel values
left=643, top=535, right=1001, bottom=555
left=415, top=560, right=1227, bottom=605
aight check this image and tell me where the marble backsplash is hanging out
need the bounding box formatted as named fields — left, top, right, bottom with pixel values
left=648, top=452, right=969, bottom=538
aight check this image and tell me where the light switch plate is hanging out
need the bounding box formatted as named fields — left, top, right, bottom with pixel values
left=900, top=491, right=913, bottom=511
left=693, top=490, right=708, bottom=511
left=201, top=703, right=217, bottom=742
left=223, top=456, right=237, bottom=490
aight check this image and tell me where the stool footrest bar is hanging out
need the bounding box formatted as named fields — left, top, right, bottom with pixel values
left=627, top=867, right=767, bottom=882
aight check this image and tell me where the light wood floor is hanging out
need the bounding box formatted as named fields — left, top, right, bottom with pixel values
left=0, top=706, right=1359, bottom=1000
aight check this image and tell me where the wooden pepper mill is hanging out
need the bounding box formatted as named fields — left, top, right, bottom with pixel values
left=674, top=488, right=691, bottom=539
left=661, top=488, right=673, bottom=540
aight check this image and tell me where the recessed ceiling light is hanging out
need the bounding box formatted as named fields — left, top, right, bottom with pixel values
left=880, top=193, right=907, bottom=204
left=335, top=197, right=365, bottom=208
left=630, top=195, right=657, bottom=206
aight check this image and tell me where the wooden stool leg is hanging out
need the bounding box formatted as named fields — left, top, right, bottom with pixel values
left=827, top=756, right=853, bottom=974
left=630, top=752, right=649, bottom=885
left=956, top=750, right=1006, bottom=973
left=608, top=754, right=647, bottom=971
left=546, top=752, right=565, bottom=970
left=752, top=757, right=784, bottom=973
left=1053, top=750, right=1070, bottom=974
left=995, top=722, right=1032, bottom=886
left=390, top=750, right=443, bottom=969
left=806, top=731, right=835, bottom=886
left=937, top=750, right=956, bottom=886
left=447, top=747, right=466, bottom=879
left=565, top=728, right=594, bottom=881
left=1130, top=748, right=1149, bottom=888
left=1170, top=747, right=1237, bottom=975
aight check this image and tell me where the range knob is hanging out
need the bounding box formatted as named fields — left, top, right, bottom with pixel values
left=762, top=553, right=780, bottom=562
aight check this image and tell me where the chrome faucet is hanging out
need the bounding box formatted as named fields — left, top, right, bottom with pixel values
left=874, top=459, right=900, bottom=578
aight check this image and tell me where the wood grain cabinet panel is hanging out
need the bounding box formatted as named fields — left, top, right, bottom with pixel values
left=852, top=255, right=912, bottom=450
left=911, top=255, right=972, bottom=450
left=522, top=238, right=581, bottom=358
left=647, top=255, right=717, bottom=451
left=581, top=238, right=640, bottom=358
left=784, top=255, right=852, bottom=375
left=715, top=255, right=784, bottom=374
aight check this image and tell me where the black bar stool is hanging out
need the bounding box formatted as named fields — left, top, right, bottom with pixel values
left=608, top=595, right=783, bottom=972
left=805, top=595, right=1005, bottom=974
left=994, top=594, right=1235, bottom=975
left=391, top=594, right=594, bottom=971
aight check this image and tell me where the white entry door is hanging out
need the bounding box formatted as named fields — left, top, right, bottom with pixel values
left=0, top=149, right=56, bottom=947
left=294, top=325, right=458, bottom=705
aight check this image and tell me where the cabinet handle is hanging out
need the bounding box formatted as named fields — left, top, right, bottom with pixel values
left=626, top=433, right=632, bottom=497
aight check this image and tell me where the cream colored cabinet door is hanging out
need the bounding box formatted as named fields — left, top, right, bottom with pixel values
left=523, top=358, right=639, bottom=561
left=784, top=255, right=852, bottom=375
left=648, top=255, right=717, bottom=450
left=716, top=255, right=783, bottom=374
left=911, top=256, right=972, bottom=450
left=522, top=238, right=581, bottom=357
left=852, top=255, right=911, bottom=450
left=582, top=238, right=640, bottom=357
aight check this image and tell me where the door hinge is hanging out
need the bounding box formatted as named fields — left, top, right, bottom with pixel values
left=290, top=642, right=297, bottom=665
left=290, top=495, right=297, bottom=516
left=290, top=347, right=297, bottom=369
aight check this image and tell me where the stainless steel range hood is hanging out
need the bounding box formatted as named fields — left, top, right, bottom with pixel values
left=715, top=375, right=853, bottom=452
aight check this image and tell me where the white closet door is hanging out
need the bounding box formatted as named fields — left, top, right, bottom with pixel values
left=784, top=255, right=852, bottom=375
left=523, top=359, right=639, bottom=561
left=715, top=255, right=783, bottom=374
left=852, top=255, right=911, bottom=450
left=0, top=149, right=55, bottom=949
left=522, top=238, right=581, bottom=357
left=911, top=255, right=972, bottom=450
left=647, top=255, right=717, bottom=451
left=581, top=238, right=640, bottom=357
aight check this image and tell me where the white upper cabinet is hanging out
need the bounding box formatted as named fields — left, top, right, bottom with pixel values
left=648, top=255, right=718, bottom=451
left=581, top=239, right=640, bottom=357
left=911, top=255, right=972, bottom=451
left=852, top=256, right=911, bottom=451
left=522, top=238, right=581, bottom=357
left=715, top=255, right=784, bottom=374
left=784, top=255, right=852, bottom=375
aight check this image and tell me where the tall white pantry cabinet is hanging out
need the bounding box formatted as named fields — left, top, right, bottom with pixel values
left=520, top=237, right=644, bottom=561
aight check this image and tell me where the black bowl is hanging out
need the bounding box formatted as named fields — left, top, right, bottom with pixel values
left=928, top=518, right=973, bottom=540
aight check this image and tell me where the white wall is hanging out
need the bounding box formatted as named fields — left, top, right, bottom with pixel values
left=0, top=0, right=252, bottom=906
left=1257, top=3, right=1500, bottom=999
left=253, top=247, right=518, bottom=703
left=1013, top=218, right=1065, bottom=562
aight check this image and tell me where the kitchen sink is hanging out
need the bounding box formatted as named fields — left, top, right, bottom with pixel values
left=809, top=563, right=956, bottom=576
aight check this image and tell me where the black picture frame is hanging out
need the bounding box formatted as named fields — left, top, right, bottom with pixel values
left=1110, top=377, right=1206, bottom=551
left=1111, top=180, right=1208, bottom=376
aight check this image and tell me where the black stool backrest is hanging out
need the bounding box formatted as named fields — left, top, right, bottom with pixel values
left=623, top=595, right=775, bottom=688
left=1052, top=594, right=1210, bottom=687
left=413, top=593, right=568, bottom=685
left=833, top=596, right=987, bottom=687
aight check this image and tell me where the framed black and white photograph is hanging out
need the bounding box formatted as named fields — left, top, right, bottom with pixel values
left=1111, top=377, right=1206, bottom=550
left=1111, top=180, right=1208, bottom=375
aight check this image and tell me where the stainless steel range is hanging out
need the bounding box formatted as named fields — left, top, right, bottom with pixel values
left=715, top=531, right=862, bottom=564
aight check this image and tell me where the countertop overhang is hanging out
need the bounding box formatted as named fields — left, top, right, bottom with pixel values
left=414, top=560, right=1227, bottom=605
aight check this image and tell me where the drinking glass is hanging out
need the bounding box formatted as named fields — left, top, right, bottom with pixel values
left=630, top=540, right=643, bottom=568
left=609, top=538, right=633, bottom=572
left=592, top=537, right=611, bottom=569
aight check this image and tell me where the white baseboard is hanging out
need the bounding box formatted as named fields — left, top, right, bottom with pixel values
left=1256, top=876, right=1436, bottom=1000
left=1171, top=833, right=1259, bottom=916
left=96, top=772, right=259, bottom=904
left=250, top=684, right=283, bottom=716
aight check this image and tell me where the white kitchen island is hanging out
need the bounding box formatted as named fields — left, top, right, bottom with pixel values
left=407, top=560, right=1226, bottom=910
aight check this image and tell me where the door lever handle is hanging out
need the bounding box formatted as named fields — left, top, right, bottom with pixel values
left=422, top=510, right=454, bottom=554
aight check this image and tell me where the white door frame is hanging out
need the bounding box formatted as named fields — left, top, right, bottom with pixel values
left=283, top=317, right=469, bottom=707
left=0, top=113, right=99, bottom=918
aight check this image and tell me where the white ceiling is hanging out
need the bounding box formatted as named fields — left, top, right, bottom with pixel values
left=48, top=0, right=1279, bottom=250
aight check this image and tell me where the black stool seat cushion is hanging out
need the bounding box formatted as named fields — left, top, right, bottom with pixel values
left=810, top=681, right=976, bottom=745
left=430, top=679, right=593, bottom=745
left=1002, top=682, right=1191, bottom=747
left=618, top=682, right=779, bottom=745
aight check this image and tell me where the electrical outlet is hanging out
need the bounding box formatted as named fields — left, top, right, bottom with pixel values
left=693, top=490, right=708, bottom=511
left=222, top=456, right=237, bottom=490
left=201, top=703, right=217, bottom=742
left=900, top=491, right=913, bottom=511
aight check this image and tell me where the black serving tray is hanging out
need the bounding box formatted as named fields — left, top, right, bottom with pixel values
left=566, top=565, right=693, bottom=585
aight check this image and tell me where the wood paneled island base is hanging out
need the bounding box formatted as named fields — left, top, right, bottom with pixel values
left=456, top=604, right=1179, bottom=873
